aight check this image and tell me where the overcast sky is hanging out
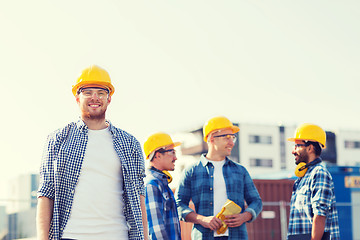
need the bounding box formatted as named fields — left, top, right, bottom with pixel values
left=1, top=0, right=359, bottom=200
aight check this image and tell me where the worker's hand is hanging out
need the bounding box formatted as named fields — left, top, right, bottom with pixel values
left=224, top=212, right=251, bottom=228
left=199, top=215, right=223, bottom=230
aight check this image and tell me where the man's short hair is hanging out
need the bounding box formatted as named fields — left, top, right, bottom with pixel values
left=306, top=141, right=322, bottom=156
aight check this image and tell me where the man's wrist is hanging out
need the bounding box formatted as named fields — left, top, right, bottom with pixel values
left=242, top=211, right=252, bottom=222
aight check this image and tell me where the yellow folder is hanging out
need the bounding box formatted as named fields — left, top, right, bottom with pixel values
left=215, top=199, right=242, bottom=234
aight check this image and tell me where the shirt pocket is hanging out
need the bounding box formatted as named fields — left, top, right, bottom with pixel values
left=162, top=191, right=173, bottom=212
left=294, top=186, right=308, bottom=211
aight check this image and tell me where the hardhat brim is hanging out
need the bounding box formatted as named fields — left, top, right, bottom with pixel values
left=287, top=137, right=326, bottom=149
left=146, top=142, right=181, bottom=159
left=204, top=126, right=240, bottom=142
left=72, top=81, right=115, bottom=96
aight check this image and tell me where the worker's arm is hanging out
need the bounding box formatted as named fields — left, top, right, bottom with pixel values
left=311, top=214, right=326, bottom=240
left=36, top=196, right=54, bottom=240
left=185, top=211, right=222, bottom=230
left=140, top=195, right=149, bottom=240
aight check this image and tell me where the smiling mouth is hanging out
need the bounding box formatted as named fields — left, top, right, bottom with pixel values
left=89, top=104, right=101, bottom=108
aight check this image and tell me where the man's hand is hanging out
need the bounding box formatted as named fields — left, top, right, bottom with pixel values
left=199, top=215, right=223, bottom=230
left=224, top=212, right=252, bottom=228
left=185, top=212, right=222, bottom=230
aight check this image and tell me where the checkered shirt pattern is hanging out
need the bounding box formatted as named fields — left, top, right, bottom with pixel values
left=288, top=158, right=340, bottom=239
left=37, top=119, right=146, bottom=240
left=145, top=167, right=181, bottom=240
left=175, top=154, right=263, bottom=240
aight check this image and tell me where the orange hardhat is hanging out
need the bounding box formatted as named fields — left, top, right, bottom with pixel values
left=72, top=65, right=115, bottom=96
left=203, top=116, right=239, bottom=142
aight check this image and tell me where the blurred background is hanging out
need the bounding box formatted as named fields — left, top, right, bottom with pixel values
left=1, top=1, right=359, bottom=239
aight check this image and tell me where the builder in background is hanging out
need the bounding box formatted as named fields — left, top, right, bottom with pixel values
left=144, top=132, right=182, bottom=240
left=36, top=65, right=148, bottom=240
left=287, top=123, right=340, bottom=240
left=175, top=116, right=262, bottom=240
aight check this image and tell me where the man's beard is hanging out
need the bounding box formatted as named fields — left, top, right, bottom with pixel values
left=82, top=109, right=106, bottom=120
left=295, top=152, right=309, bottom=165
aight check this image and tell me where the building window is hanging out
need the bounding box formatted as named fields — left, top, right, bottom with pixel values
left=250, top=158, right=273, bottom=167
left=249, top=135, right=272, bottom=144
left=344, top=140, right=360, bottom=149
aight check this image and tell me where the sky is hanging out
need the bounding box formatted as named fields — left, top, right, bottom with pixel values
left=0, top=0, right=359, bottom=200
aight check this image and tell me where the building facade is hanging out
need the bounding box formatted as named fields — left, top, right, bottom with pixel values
left=5, top=174, right=38, bottom=240
left=178, top=123, right=360, bottom=178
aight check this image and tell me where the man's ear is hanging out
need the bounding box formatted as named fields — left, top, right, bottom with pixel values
left=107, top=95, right=112, bottom=104
left=307, top=144, right=314, bottom=154
left=75, top=94, right=80, bottom=104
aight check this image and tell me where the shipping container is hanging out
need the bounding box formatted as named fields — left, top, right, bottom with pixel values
left=247, top=179, right=294, bottom=240
left=327, top=166, right=360, bottom=240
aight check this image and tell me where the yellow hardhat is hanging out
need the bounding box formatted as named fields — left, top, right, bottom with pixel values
left=72, top=65, right=115, bottom=96
left=144, top=132, right=181, bottom=159
left=287, top=123, right=326, bottom=149
left=203, top=116, right=240, bottom=142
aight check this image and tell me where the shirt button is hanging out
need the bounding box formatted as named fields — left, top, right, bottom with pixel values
left=210, top=202, right=213, bottom=205
left=211, top=175, right=213, bottom=178
left=210, top=188, right=213, bottom=191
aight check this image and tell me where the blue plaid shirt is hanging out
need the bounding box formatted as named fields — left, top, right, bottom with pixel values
left=145, top=167, right=181, bottom=240
left=175, top=154, right=262, bottom=240
left=288, top=158, right=340, bottom=239
left=37, top=120, right=146, bottom=240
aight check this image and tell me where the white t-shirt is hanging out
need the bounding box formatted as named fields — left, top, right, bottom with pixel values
left=209, top=159, right=228, bottom=237
left=62, top=128, right=128, bottom=240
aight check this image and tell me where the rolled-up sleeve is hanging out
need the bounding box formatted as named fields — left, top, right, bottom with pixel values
left=37, top=134, right=56, bottom=199
left=174, top=167, right=194, bottom=221
left=311, top=170, right=333, bottom=216
left=133, top=139, right=146, bottom=196
left=243, top=169, right=262, bottom=223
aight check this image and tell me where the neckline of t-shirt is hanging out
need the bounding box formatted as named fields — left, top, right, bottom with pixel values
left=208, top=159, right=226, bottom=167
left=88, top=127, right=109, bottom=133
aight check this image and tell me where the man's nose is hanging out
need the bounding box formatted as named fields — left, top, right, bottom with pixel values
left=91, top=92, right=100, bottom=99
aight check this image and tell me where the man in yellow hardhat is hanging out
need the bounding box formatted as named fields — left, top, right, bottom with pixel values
left=287, top=123, right=340, bottom=240
left=175, top=116, right=262, bottom=240
left=36, top=65, right=148, bottom=240
left=143, top=132, right=182, bottom=240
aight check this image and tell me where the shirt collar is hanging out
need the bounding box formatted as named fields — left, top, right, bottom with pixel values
left=106, top=120, right=117, bottom=136
left=308, top=157, right=322, bottom=171
left=200, top=153, right=230, bottom=167
left=149, top=167, right=169, bottom=184
left=75, top=118, right=117, bottom=136
left=76, top=118, right=88, bottom=132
